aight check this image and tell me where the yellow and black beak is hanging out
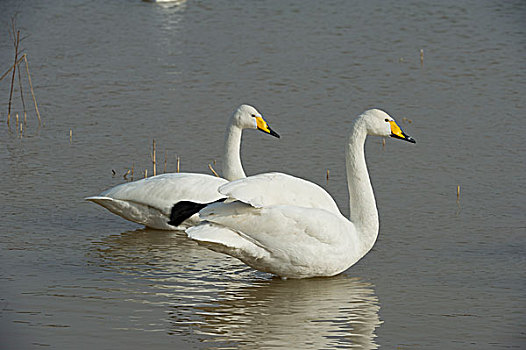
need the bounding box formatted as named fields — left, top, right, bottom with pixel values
left=255, top=116, right=280, bottom=138
left=389, top=120, right=416, bottom=143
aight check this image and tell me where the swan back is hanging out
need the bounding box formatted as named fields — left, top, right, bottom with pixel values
left=218, top=172, right=341, bottom=214
left=92, top=173, right=227, bottom=214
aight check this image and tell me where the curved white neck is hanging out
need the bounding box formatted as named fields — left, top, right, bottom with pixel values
left=221, top=124, right=246, bottom=181
left=346, top=118, right=379, bottom=252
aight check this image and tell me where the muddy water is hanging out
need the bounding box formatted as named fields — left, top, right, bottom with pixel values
left=0, top=0, right=524, bottom=348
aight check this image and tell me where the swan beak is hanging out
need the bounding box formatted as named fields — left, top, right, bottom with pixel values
left=389, top=121, right=416, bottom=143
left=256, top=116, right=280, bottom=138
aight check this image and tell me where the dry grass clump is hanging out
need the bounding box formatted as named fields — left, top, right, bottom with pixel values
left=1, top=18, right=42, bottom=132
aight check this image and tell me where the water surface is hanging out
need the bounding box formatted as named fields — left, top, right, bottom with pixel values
left=0, top=0, right=525, bottom=348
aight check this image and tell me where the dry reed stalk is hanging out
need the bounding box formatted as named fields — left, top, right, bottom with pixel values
left=17, top=53, right=27, bottom=125
left=0, top=55, right=24, bottom=82
left=24, top=55, right=42, bottom=126
left=420, top=49, right=424, bottom=66
left=151, top=139, right=157, bottom=176
left=176, top=156, right=180, bottom=173
left=69, top=129, right=72, bottom=143
left=208, top=164, right=219, bottom=177
left=326, top=169, right=330, bottom=185
left=164, top=150, right=167, bottom=173
left=144, top=169, right=148, bottom=178
left=1, top=53, right=42, bottom=127
left=382, top=138, right=386, bottom=149
left=455, top=185, right=462, bottom=216
left=7, top=30, right=20, bottom=126
left=123, top=169, right=130, bottom=180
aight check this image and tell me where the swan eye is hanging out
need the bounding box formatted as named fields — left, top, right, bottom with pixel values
left=385, top=118, right=389, bottom=122
left=251, top=114, right=257, bottom=118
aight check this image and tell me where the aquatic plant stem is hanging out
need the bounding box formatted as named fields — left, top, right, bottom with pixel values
left=7, top=30, right=20, bottom=126
left=24, top=55, right=42, bottom=126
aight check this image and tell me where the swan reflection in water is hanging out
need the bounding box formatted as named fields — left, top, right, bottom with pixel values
left=142, top=0, right=188, bottom=12
left=91, top=229, right=382, bottom=349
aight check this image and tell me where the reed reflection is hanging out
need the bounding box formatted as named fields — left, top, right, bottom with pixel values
left=92, top=229, right=381, bottom=349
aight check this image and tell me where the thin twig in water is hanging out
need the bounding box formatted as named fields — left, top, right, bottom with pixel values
left=164, top=150, right=167, bottom=173
left=7, top=30, right=20, bottom=126
left=208, top=164, right=219, bottom=177
left=24, top=55, right=42, bottom=126
left=151, top=139, right=157, bottom=176
left=455, top=185, right=462, bottom=216
left=17, top=52, right=27, bottom=125
left=0, top=55, right=24, bottom=82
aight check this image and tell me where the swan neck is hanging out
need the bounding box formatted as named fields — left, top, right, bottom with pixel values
left=222, top=123, right=246, bottom=181
left=346, top=119, right=379, bottom=249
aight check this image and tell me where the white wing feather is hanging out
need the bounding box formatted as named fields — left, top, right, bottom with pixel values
left=187, top=222, right=269, bottom=260
left=218, top=172, right=340, bottom=214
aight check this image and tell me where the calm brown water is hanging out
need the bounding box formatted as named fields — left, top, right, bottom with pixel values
left=1, top=0, right=525, bottom=348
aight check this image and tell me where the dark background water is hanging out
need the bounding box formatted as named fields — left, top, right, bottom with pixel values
left=1, top=0, right=525, bottom=348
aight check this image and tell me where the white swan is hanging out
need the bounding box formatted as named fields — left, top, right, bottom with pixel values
left=86, top=104, right=279, bottom=230
left=186, top=109, right=415, bottom=279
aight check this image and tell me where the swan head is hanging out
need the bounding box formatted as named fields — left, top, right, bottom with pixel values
left=231, top=104, right=280, bottom=138
left=361, top=109, right=416, bottom=143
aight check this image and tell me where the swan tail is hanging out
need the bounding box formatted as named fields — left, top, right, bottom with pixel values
left=85, top=195, right=143, bottom=220
left=85, top=196, right=117, bottom=208
left=85, top=196, right=176, bottom=230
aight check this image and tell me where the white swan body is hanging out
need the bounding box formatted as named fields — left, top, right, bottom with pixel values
left=86, top=104, right=279, bottom=230
left=187, top=109, right=415, bottom=278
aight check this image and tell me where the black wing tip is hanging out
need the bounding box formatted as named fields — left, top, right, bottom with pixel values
left=168, top=201, right=206, bottom=227
left=168, top=198, right=226, bottom=227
